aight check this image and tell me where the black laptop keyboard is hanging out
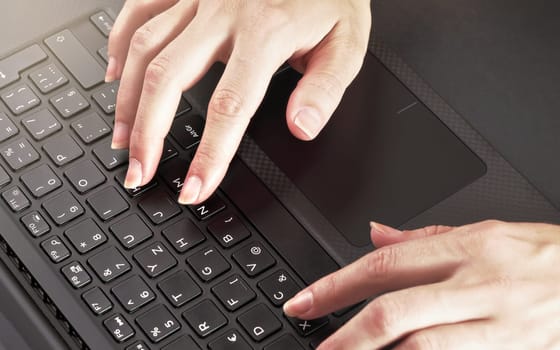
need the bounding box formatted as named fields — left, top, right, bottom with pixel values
left=0, top=11, right=335, bottom=350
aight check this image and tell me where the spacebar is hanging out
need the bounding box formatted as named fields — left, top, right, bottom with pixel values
left=45, top=29, right=104, bottom=89
left=221, top=158, right=339, bottom=285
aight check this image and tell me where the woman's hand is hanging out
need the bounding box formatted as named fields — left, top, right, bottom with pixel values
left=284, top=220, right=560, bottom=349
left=106, top=0, right=371, bottom=204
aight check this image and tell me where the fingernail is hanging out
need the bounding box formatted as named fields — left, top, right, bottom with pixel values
left=178, top=176, right=202, bottom=205
left=284, top=290, right=313, bottom=316
left=111, top=121, right=129, bottom=149
left=370, top=221, right=402, bottom=235
left=105, top=56, right=117, bottom=83
left=294, top=107, right=322, bottom=139
left=124, top=158, right=142, bottom=189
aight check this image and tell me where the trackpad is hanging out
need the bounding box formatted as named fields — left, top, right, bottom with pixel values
left=249, top=53, right=486, bottom=247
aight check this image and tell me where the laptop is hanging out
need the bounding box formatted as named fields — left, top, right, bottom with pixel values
left=1, top=0, right=559, bottom=349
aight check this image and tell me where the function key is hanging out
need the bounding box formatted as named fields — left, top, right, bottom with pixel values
left=103, top=314, right=134, bottom=343
left=136, top=304, right=181, bottom=343
left=1, top=138, right=40, bottom=170
left=126, top=341, right=151, bottom=350
left=64, top=218, right=107, bottom=254
left=43, top=134, right=83, bottom=166
left=182, top=299, right=227, bottom=338
left=157, top=270, right=201, bottom=308
left=286, top=316, right=329, bottom=337
left=20, top=164, right=62, bottom=198
left=208, top=330, right=252, bottom=350
left=138, top=190, right=181, bottom=225
left=29, top=64, right=68, bottom=94
left=42, top=191, right=84, bottom=225
left=50, top=88, right=89, bottom=118
left=258, top=270, right=300, bottom=307
left=71, top=112, right=111, bottom=144
left=20, top=211, right=50, bottom=237
left=109, top=214, right=153, bottom=250
left=162, top=218, right=205, bottom=253
left=237, top=304, right=282, bottom=342
left=111, top=275, right=155, bottom=313
left=161, top=335, right=200, bottom=350
left=61, top=261, right=91, bottom=289
left=90, top=11, right=114, bottom=37
left=211, top=274, right=256, bottom=311
left=1, top=84, right=40, bottom=115
left=40, top=236, right=71, bottom=263
left=92, top=81, right=118, bottom=114
left=133, top=242, right=177, bottom=278
left=21, top=109, right=61, bottom=141
left=0, top=112, right=18, bottom=142
left=93, top=141, right=129, bottom=170
left=207, top=213, right=251, bottom=248
left=187, top=247, right=230, bottom=282
left=170, top=114, right=204, bottom=149
left=189, top=195, right=226, bottom=221
left=264, top=334, right=304, bottom=350
left=0, top=44, right=47, bottom=89
left=64, top=160, right=106, bottom=193
left=87, top=186, right=129, bottom=221
left=233, top=242, right=276, bottom=277
left=2, top=186, right=30, bottom=212
left=88, top=246, right=131, bottom=283
left=82, top=287, right=113, bottom=315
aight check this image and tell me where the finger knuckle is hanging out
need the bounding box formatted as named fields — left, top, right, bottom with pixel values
left=209, top=88, right=245, bottom=119
left=366, top=297, right=401, bottom=337
left=364, top=247, right=399, bottom=280
left=144, top=54, right=173, bottom=93
left=130, top=25, right=157, bottom=54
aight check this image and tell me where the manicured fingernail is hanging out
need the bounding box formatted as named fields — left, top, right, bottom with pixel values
left=111, top=121, right=129, bottom=149
left=105, top=56, right=117, bottom=83
left=294, top=107, right=322, bottom=139
left=370, top=221, right=402, bottom=235
left=178, top=176, right=202, bottom=205
left=124, top=158, right=142, bottom=189
left=284, top=290, right=313, bottom=316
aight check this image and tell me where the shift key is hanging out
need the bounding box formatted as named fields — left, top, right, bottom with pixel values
left=45, top=29, right=104, bottom=89
left=0, top=45, right=47, bottom=89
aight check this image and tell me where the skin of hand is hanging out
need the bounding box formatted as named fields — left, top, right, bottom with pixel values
left=106, top=0, right=372, bottom=204
left=284, top=220, right=560, bottom=350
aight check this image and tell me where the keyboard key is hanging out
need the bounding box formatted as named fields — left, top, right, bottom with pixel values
left=1, top=138, right=40, bottom=170
left=162, top=218, right=205, bottom=253
left=286, top=316, right=329, bottom=337
left=111, top=275, right=155, bottom=313
left=61, top=261, right=91, bottom=289
left=161, top=335, right=200, bottom=350
left=110, top=214, right=153, bottom=250
left=212, top=274, right=256, bottom=311
left=2, top=186, right=30, bottom=212
left=170, top=114, right=204, bottom=149
left=20, top=164, right=62, bottom=198
left=238, top=304, right=282, bottom=342
left=65, top=218, right=107, bottom=254
left=93, top=141, right=128, bottom=170
left=29, top=64, right=68, bottom=94
left=0, top=44, right=47, bottom=89
left=92, top=82, right=118, bottom=114
left=71, top=112, right=111, bottom=144
left=157, top=270, right=201, bottom=308
left=161, top=139, right=179, bottom=162
left=208, top=213, right=251, bottom=248
left=115, top=169, right=157, bottom=197
left=90, top=11, right=114, bottom=37
left=21, top=109, right=61, bottom=140
left=134, top=242, right=177, bottom=278
left=88, top=246, right=131, bottom=283
left=1, top=84, right=40, bottom=115
left=0, top=112, right=18, bottom=142
left=233, top=242, right=276, bottom=277
left=42, top=191, right=84, bottom=225
left=258, top=270, right=300, bottom=307
left=87, top=186, right=129, bottom=221
left=50, top=88, right=89, bottom=118
left=21, top=211, right=50, bottom=237
left=208, top=330, right=251, bottom=350
left=264, top=334, right=304, bottom=350
left=0, top=165, right=9, bottom=188
left=45, top=30, right=105, bottom=89
left=40, top=236, right=71, bottom=263
left=182, top=299, right=227, bottom=338
left=189, top=195, right=226, bottom=221
left=176, top=98, right=192, bottom=116
left=159, top=157, right=189, bottom=193
left=43, top=135, right=83, bottom=166
left=98, top=46, right=109, bottom=64
left=82, top=287, right=113, bottom=315
left=138, top=190, right=181, bottom=225
left=187, top=247, right=230, bottom=282
left=103, top=314, right=134, bottom=343
left=126, top=341, right=151, bottom=350
left=136, top=304, right=180, bottom=343
left=64, top=160, right=106, bottom=193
